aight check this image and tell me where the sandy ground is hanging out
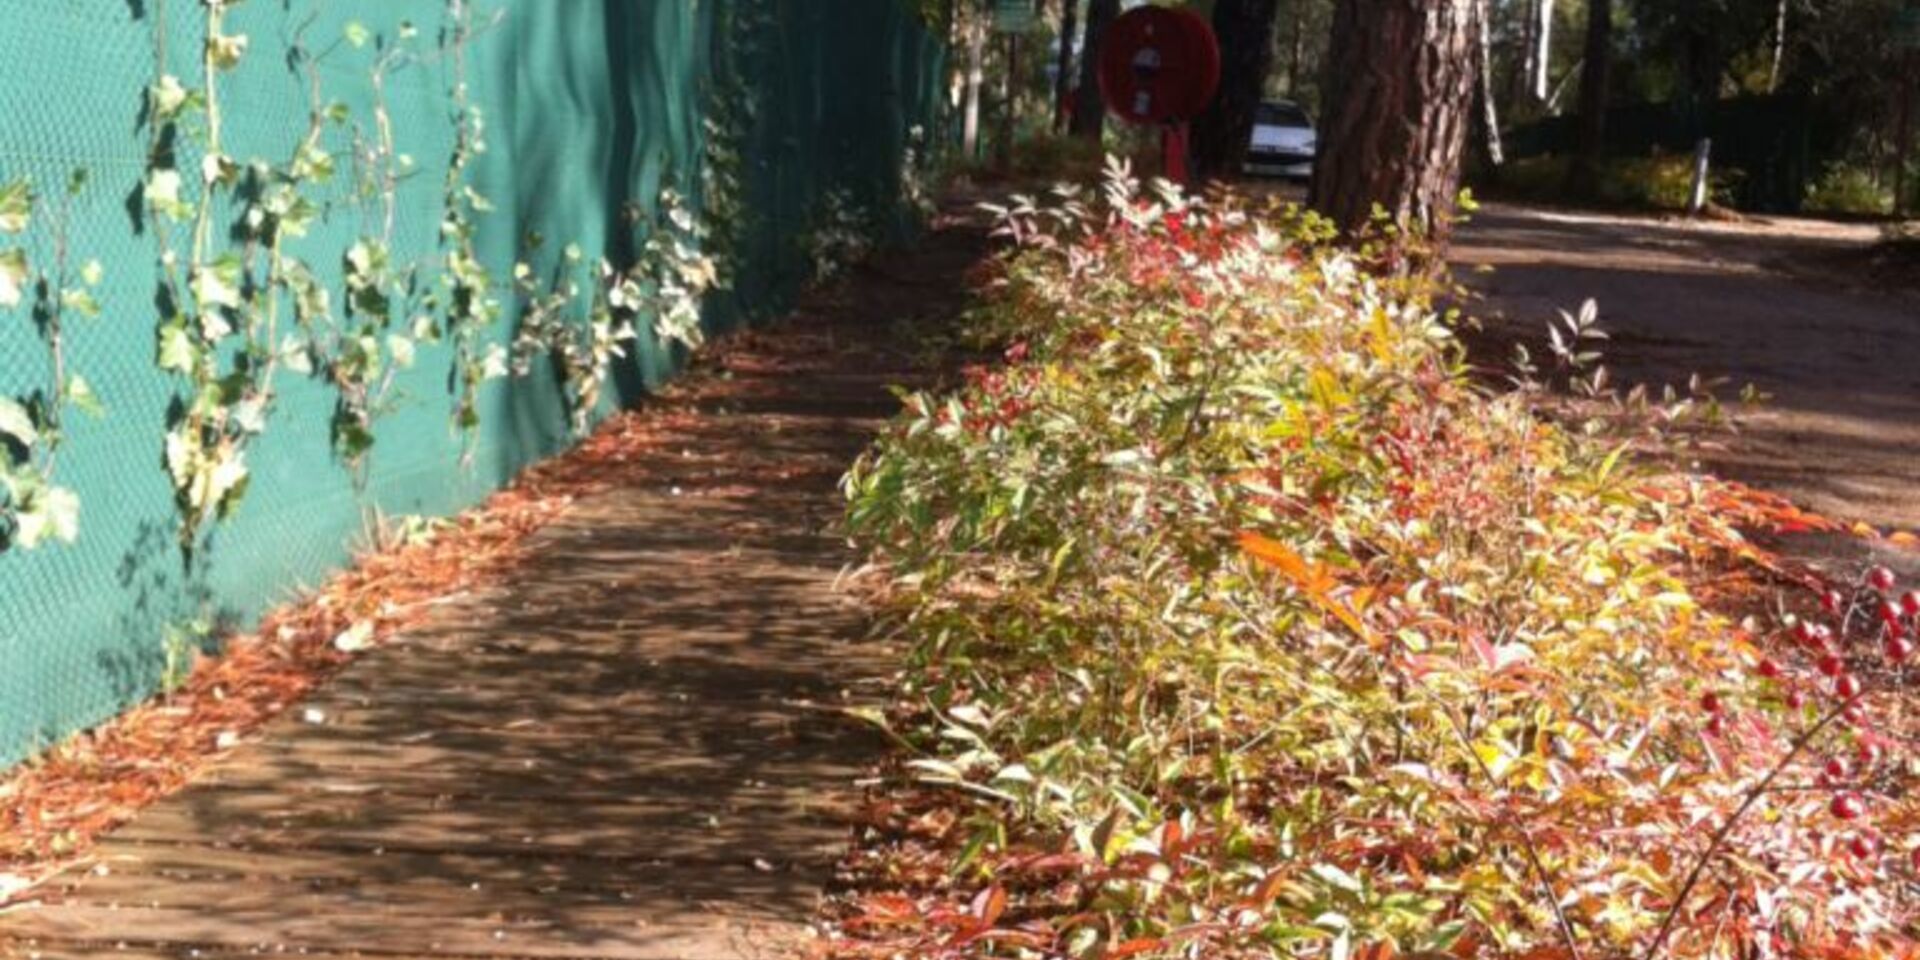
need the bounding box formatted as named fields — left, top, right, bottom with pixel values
left=1452, top=203, right=1919, bottom=577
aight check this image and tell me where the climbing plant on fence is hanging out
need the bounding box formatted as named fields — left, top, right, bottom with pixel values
left=0, top=0, right=945, bottom=767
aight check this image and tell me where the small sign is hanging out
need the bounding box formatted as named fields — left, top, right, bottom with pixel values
left=992, top=0, right=1036, bottom=33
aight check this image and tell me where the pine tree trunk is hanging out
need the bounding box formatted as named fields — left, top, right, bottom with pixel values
left=1071, top=0, right=1120, bottom=141
left=1309, top=0, right=1482, bottom=247
left=1564, top=0, right=1611, bottom=198
left=1193, top=0, right=1283, bottom=181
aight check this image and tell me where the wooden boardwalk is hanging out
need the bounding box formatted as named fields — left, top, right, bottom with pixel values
left=0, top=229, right=981, bottom=959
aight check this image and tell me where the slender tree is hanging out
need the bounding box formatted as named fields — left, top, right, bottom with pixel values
left=1070, top=0, right=1119, bottom=140
left=1192, top=0, right=1284, bottom=180
left=1310, top=0, right=1483, bottom=247
left=1564, top=0, right=1612, bottom=198
left=1053, top=0, right=1079, bottom=132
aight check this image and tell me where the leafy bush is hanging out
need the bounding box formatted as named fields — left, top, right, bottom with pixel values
left=1804, top=165, right=1896, bottom=217
left=838, top=161, right=1920, bottom=959
left=1486, top=153, right=1737, bottom=212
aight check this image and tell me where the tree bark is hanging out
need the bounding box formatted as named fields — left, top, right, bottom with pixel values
left=1192, top=0, right=1283, bottom=181
left=1309, top=0, right=1483, bottom=248
left=1070, top=0, right=1119, bottom=141
left=962, top=15, right=987, bottom=159
left=1564, top=0, right=1611, bottom=198
left=1053, top=0, right=1078, bottom=132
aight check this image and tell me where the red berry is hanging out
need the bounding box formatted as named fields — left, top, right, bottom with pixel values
left=1819, top=654, right=1846, bottom=677
left=1825, top=757, right=1852, bottom=781
left=1880, top=600, right=1904, bottom=624
left=1869, top=566, right=1898, bottom=592
left=1904, top=591, right=1920, bottom=616
left=1757, top=658, right=1783, bottom=679
left=1886, top=638, right=1914, bottom=662
left=1786, top=689, right=1807, bottom=710
left=1850, top=834, right=1878, bottom=859
left=1832, top=793, right=1866, bottom=820
left=1701, top=692, right=1723, bottom=714
left=1837, top=674, right=1863, bottom=699
left=1705, top=714, right=1727, bottom=738
left=1843, top=704, right=1868, bottom=727
left=1823, top=589, right=1847, bottom=614
left=1910, top=847, right=1920, bottom=872
left=1795, top=621, right=1821, bottom=647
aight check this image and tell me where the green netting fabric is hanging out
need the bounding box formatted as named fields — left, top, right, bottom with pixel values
left=0, top=0, right=944, bottom=766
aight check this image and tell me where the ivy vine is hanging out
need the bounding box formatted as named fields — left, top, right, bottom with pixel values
left=0, top=172, right=105, bottom=552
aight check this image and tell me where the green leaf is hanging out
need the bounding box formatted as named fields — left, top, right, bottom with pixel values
left=60, top=288, right=101, bottom=319
left=79, top=259, right=104, bottom=287
left=14, top=484, right=80, bottom=548
left=343, top=20, right=372, bottom=48
left=386, top=334, right=416, bottom=370
left=65, top=376, right=104, bottom=419
left=0, top=179, right=32, bottom=234
left=0, top=396, right=38, bottom=447
left=157, top=323, right=199, bottom=374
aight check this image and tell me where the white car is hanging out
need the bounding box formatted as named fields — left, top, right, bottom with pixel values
left=1244, top=100, right=1316, bottom=180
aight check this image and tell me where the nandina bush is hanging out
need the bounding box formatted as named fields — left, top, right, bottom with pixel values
left=839, top=161, right=1920, bottom=959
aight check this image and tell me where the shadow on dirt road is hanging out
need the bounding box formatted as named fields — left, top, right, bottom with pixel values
left=1453, top=203, right=1919, bottom=577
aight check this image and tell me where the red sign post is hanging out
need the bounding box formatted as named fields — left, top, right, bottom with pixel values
left=1096, top=7, right=1221, bottom=184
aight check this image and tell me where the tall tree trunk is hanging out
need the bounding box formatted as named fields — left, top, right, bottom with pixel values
left=1309, top=0, right=1483, bottom=248
left=962, top=16, right=987, bottom=159
left=1070, top=0, right=1119, bottom=141
left=1192, top=0, right=1283, bottom=181
left=1767, top=0, right=1788, bottom=93
left=1287, top=0, right=1307, bottom=96
left=1477, top=0, right=1504, bottom=168
left=1564, top=0, right=1611, bottom=198
left=1053, top=0, right=1079, bottom=132
left=1533, top=0, right=1553, bottom=101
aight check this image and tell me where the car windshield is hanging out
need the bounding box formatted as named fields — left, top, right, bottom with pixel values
left=1256, top=102, right=1311, bottom=128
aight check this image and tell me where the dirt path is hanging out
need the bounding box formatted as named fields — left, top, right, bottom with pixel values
left=1454, top=203, right=1920, bottom=576
left=0, top=224, right=986, bottom=960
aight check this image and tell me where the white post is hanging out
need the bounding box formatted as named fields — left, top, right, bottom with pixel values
left=1534, top=0, right=1554, bottom=101
left=1689, top=137, right=1713, bottom=215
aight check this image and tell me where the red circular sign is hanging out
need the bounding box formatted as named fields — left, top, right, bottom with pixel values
left=1096, top=7, right=1221, bottom=126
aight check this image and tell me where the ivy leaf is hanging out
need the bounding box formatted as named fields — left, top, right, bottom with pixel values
left=14, top=484, right=80, bottom=549
left=0, top=396, right=39, bottom=447
left=208, top=33, right=250, bottom=71
left=386, top=334, right=416, bottom=370
left=157, top=323, right=199, bottom=374
left=150, top=74, right=193, bottom=120
left=0, top=179, right=32, bottom=234
left=279, top=334, right=314, bottom=376
left=343, top=20, right=371, bottom=48
left=145, top=169, right=190, bottom=221
left=0, top=248, right=27, bottom=309
left=65, top=376, right=105, bottom=419
left=79, top=259, right=104, bottom=287
left=60, top=287, right=101, bottom=319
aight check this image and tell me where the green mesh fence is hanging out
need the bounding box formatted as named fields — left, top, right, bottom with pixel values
left=0, top=0, right=945, bottom=767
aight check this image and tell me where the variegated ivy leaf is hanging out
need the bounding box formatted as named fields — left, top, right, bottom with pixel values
left=0, top=179, right=32, bottom=234
left=480, top=343, right=510, bottom=380
left=343, top=20, right=371, bottom=48
left=13, top=483, right=80, bottom=549
left=150, top=74, right=193, bottom=120
left=192, top=255, right=244, bottom=311
left=157, top=323, right=199, bottom=373
left=145, top=169, right=190, bottom=221
left=278, top=334, right=314, bottom=376
left=61, top=288, right=101, bottom=319
left=79, top=259, right=104, bottom=286
left=208, top=33, right=250, bottom=71
left=0, top=396, right=39, bottom=447
left=231, top=396, right=269, bottom=435
left=0, top=248, right=27, bottom=309
left=386, top=334, right=416, bottom=370
left=65, top=375, right=104, bottom=419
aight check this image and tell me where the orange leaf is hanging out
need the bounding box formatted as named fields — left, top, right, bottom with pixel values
left=1238, top=532, right=1384, bottom=649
